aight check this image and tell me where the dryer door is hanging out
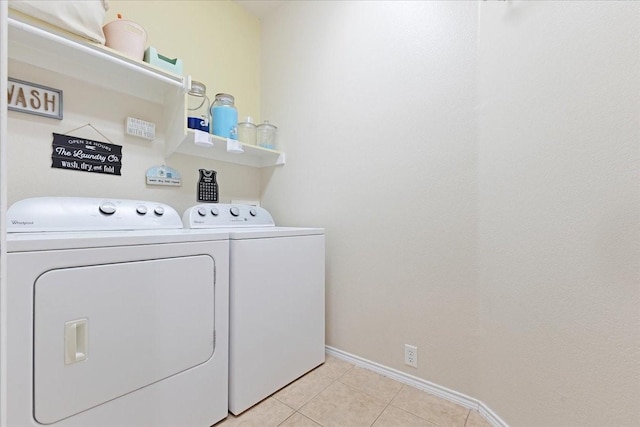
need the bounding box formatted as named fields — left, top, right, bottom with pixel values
left=33, top=255, right=215, bottom=424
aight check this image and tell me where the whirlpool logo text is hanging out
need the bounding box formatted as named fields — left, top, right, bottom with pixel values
left=11, top=220, right=34, bottom=225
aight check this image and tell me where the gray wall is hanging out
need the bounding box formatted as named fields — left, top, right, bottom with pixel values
left=260, top=1, right=640, bottom=425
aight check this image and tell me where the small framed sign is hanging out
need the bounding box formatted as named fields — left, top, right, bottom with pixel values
left=8, top=77, right=63, bottom=120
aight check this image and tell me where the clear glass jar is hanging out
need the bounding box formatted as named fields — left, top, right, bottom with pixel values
left=237, top=116, right=257, bottom=145
left=256, top=120, right=277, bottom=149
left=211, top=93, right=238, bottom=139
left=187, top=81, right=210, bottom=132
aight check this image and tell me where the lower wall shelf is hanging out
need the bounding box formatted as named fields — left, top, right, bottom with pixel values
left=166, top=130, right=286, bottom=168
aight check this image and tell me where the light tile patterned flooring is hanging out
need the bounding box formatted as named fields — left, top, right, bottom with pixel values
left=214, top=355, right=491, bottom=427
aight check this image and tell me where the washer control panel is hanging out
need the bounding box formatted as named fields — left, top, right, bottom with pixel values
left=7, top=197, right=183, bottom=232
left=183, top=204, right=275, bottom=228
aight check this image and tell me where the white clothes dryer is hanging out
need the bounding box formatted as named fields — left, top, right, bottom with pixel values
left=6, top=197, right=230, bottom=427
left=183, top=204, right=325, bottom=415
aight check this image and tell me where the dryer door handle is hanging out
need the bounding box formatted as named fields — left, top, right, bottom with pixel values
left=64, top=319, right=88, bottom=364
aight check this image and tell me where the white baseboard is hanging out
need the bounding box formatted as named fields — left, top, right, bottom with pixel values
left=325, top=346, right=509, bottom=427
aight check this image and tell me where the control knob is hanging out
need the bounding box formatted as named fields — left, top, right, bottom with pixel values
left=249, top=208, right=257, bottom=217
left=154, top=206, right=165, bottom=216
left=230, top=206, right=240, bottom=217
left=211, top=207, right=219, bottom=216
left=136, top=205, right=148, bottom=215
left=99, top=202, right=116, bottom=215
left=197, top=207, right=207, bottom=217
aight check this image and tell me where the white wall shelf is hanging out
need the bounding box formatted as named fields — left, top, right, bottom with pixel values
left=7, top=16, right=285, bottom=169
left=166, top=130, right=286, bottom=168
left=7, top=17, right=186, bottom=104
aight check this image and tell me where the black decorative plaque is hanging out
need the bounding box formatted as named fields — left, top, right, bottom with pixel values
left=51, top=133, right=122, bottom=175
left=197, top=169, right=218, bottom=202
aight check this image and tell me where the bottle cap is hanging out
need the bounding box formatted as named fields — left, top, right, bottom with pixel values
left=215, top=93, right=235, bottom=103
left=189, top=81, right=206, bottom=96
left=257, top=120, right=277, bottom=130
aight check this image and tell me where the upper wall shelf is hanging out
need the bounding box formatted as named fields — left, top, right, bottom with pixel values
left=166, top=130, right=286, bottom=168
left=7, top=17, right=186, bottom=104
left=7, top=16, right=285, bottom=168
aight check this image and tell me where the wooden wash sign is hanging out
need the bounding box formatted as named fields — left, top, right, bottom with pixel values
left=7, top=78, right=63, bottom=120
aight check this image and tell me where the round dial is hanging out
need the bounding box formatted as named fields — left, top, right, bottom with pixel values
left=230, top=206, right=240, bottom=217
left=154, top=206, right=165, bottom=216
left=197, top=207, right=207, bottom=217
left=249, top=208, right=257, bottom=217
left=136, top=205, right=148, bottom=215
left=99, top=202, right=116, bottom=215
left=211, top=207, right=219, bottom=216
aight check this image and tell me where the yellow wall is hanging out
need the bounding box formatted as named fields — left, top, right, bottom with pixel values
left=7, top=1, right=262, bottom=211
left=106, top=0, right=261, bottom=123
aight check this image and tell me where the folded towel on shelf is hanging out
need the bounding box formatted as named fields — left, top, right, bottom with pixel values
left=8, top=0, right=109, bottom=44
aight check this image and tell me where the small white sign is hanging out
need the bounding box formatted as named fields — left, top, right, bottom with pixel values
left=126, top=117, right=156, bottom=140
left=8, top=78, right=62, bottom=120
left=146, top=176, right=182, bottom=186
left=146, top=165, right=182, bottom=187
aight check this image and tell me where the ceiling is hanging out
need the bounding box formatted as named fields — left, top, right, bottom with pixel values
left=235, top=0, right=285, bottom=19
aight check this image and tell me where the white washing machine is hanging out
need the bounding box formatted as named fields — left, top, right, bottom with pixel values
left=6, top=197, right=230, bottom=427
left=183, top=204, right=325, bottom=415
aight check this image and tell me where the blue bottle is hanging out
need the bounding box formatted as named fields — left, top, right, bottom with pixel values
left=211, top=93, right=238, bottom=139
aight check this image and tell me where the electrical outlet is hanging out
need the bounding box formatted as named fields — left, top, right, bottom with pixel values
left=404, top=344, right=418, bottom=368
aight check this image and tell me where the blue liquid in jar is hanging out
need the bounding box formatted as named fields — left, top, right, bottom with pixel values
left=188, top=116, right=209, bottom=132
left=211, top=106, right=238, bottom=139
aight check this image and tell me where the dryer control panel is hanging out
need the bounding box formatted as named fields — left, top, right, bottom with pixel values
left=183, top=204, right=275, bottom=228
left=7, top=197, right=183, bottom=232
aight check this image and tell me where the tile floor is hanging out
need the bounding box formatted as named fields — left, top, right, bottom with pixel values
left=214, top=355, right=491, bottom=427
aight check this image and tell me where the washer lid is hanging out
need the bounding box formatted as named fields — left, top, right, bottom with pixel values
left=228, top=227, right=324, bottom=239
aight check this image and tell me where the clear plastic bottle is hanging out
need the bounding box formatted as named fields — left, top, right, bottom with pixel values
left=187, top=81, right=210, bottom=132
left=211, top=93, right=238, bottom=139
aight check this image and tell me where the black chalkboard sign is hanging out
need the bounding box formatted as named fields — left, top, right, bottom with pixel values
left=51, top=133, right=122, bottom=175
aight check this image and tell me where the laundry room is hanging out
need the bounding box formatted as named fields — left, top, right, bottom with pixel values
left=5, top=1, right=263, bottom=212
left=0, top=1, right=638, bottom=427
